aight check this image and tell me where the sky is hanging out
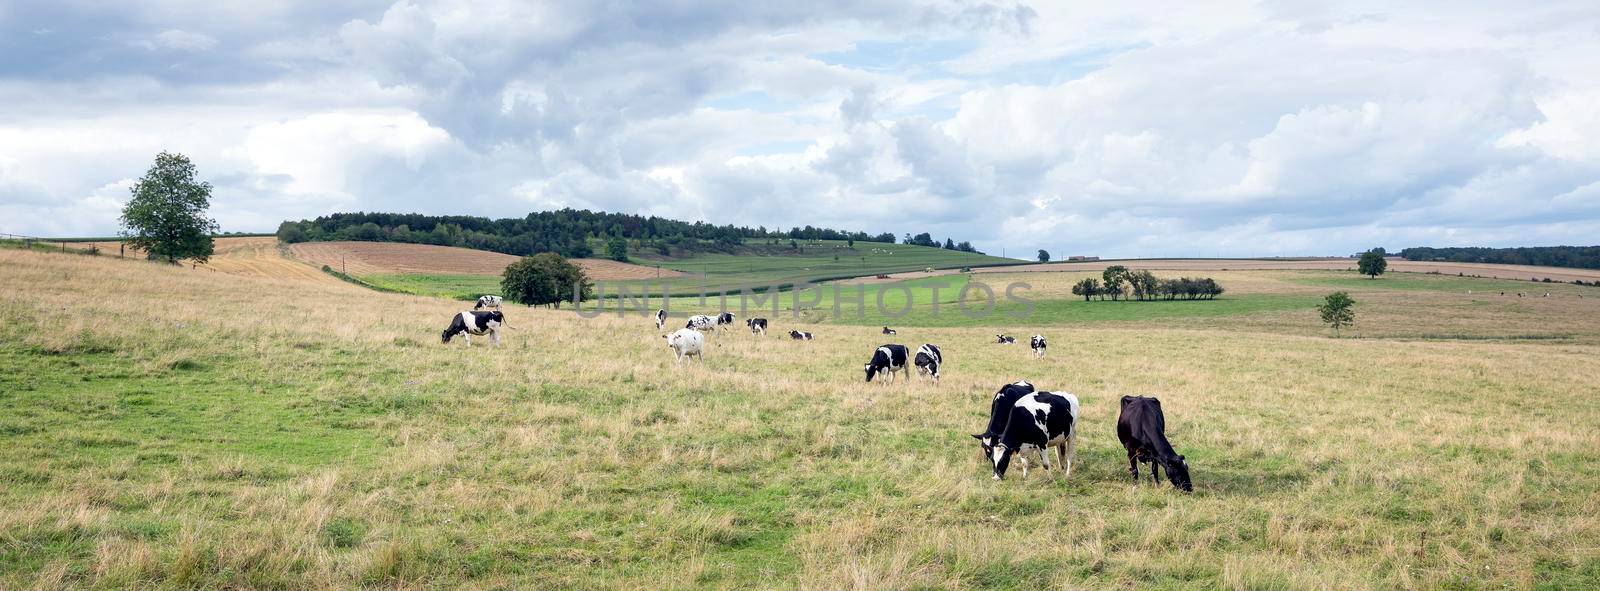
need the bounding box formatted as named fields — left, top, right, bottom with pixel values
left=2, top=1, right=1598, bottom=258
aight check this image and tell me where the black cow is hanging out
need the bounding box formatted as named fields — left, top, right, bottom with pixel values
left=1030, top=335, right=1047, bottom=358
left=995, top=334, right=1015, bottom=344
left=913, top=344, right=943, bottom=381
left=986, top=391, right=1080, bottom=480
left=972, top=380, right=1036, bottom=460
left=863, top=344, right=909, bottom=383
left=441, top=311, right=505, bottom=347
left=1116, top=396, right=1192, bottom=492
left=789, top=330, right=813, bottom=340
left=882, top=326, right=898, bottom=335
left=747, top=318, right=768, bottom=335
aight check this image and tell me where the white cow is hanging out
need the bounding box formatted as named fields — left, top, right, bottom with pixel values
left=664, top=328, right=704, bottom=364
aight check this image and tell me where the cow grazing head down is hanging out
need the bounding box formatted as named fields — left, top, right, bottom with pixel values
left=441, top=311, right=504, bottom=345
left=1165, top=456, right=1193, bottom=492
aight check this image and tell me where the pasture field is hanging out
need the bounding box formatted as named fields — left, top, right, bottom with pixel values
left=2, top=248, right=1599, bottom=589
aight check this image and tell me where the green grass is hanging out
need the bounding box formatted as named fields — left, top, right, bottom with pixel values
left=357, top=240, right=1024, bottom=300
left=6, top=248, right=1600, bottom=589
left=1289, top=273, right=1578, bottom=293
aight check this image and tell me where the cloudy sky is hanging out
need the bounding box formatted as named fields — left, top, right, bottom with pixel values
left=3, top=1, right=1598, bottom=257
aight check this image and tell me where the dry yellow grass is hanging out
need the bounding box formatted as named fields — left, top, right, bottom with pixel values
left=2, top=248, right=1598, bottom=589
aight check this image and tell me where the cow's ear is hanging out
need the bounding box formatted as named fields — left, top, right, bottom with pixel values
left=1178, top=455, right=1186, bottom=462
left=971, top=433, right=983, bottom=440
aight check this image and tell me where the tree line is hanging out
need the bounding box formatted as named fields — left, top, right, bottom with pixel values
left=275, top=209, right=949, bottom=259
left=1070, top=266, right=1224, bottom=301
left=900, top=232, right=981, bottom=253
left=1400, top=245, right=1600, bottom=270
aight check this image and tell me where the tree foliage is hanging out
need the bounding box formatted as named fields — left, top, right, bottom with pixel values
left=1071, top=278, right=1100, bottom=301
left=1071, top=275, right=1222, bottom=301
left=1102, top=265, right=1130, bottom=300
left=501, top=253, right=593, bottom=307
left=1317, top=291, right=1356, bottom=335
left=1399, top=245, right=1600, bottom=270
left=120, top=152, right=219, bottom=264
left=1037, top=249, right=1050, bottom=263
left=1358, top=250, right=1388, bottom=278
left=277, top=209, right=916, bottom=258
left=606, top=237, right=629, bottom=262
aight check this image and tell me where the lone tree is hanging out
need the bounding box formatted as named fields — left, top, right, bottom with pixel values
left=1358, top=250, right=1388, bottom=279
left=1037, top=249, right=1050, bottom=263
left=502, top=252, right=593, bottom=308
left=606, top=237, right=629, bottom=262
left=119, top=151, right=218, bottom=264
left=1317, top=291, right=1356, bottom=336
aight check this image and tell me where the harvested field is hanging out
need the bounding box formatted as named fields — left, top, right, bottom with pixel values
left=287, top=240, right=685, bottom=280
left=65, top=236, right=343, bottom=286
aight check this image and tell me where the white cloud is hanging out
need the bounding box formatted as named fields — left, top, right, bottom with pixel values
left=1, top=0, right=1598, bottom=257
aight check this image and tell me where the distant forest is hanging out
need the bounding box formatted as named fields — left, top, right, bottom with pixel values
left=1400, top=246, right=1600, bottom=270
left=276, top=210, right=979, bottom=258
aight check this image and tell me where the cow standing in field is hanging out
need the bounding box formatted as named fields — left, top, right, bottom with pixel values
left=863, top=344, right=910, bottom=383
left=685, top=315, right=717, bottom=332
left=1116, top=396, right=1192, bottom=492
left=995, top=334, right=1015, bottom=344
left=474, top=295, right=503, bottom=310
left=441, top=311, right=504, bottom=347
left=747, top=318, right=768, bottom=336
left=973, top=380, right=1035, bottom=461
left=882, top=326, right=898, bottom=335
left=985, top=391, right=1080, bottom=480
left=913, top=344, right=943, bottom=382
left=789, top=330, right=813, bottom=341
left=716, top=312, right=736, bottom=333
left=655, top=309, right=668, bottom=330
left=664, top=328, right=704, bottom=364
left=1030, top=335, right=1047, bottom=359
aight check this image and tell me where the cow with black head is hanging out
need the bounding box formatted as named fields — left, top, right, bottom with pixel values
left=1116, top=396, right=1192, bottom=492
left=985, top=391, right=1080, bottom=480
left=863, top=344, right=909, bottom=383
left=441, top=311, right=505, bottom=347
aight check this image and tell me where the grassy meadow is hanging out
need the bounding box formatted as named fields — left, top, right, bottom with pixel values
left=2, top=248, right=1599, bottom=589
left=350, top=239, right=1022, bottom=300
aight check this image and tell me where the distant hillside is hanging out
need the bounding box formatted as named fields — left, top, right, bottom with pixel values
left=1401, top=245, right=1600, bottom=270
left=275, top=209, right=980, bottom=259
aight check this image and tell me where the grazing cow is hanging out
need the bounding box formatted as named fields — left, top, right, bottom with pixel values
left=882, top=326, right=898, bottom=335
left=685, top=314, right=717, bottom=332
left=716, top=312, right=736, bottom=332
left=654, top=309, right=668, bottom=330
left=474, top=295, right=503, bottom=310
left=973, top=380, right=1035, bottom=461
left=863, top=344, right=910, bottom=383
left=913, top=344, right=943, bottom=381
left=1116, top=396, right=1192, bottom=492
left=1030, top=335, right=1047, bottom=358
left=986, top=391, right=1080, bottom=480
left=747, top=318, right=768, bottom=335
left=995, top=334, right=1016, bottom=344
left=440, top=311, right=504, bottom=347
left=789, top=330, right=813, bottom=340
left=664, top=328, right=704, bottom=364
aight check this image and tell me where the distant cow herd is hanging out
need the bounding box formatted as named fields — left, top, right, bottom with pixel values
left=439, top=296, right=1193, bottom=491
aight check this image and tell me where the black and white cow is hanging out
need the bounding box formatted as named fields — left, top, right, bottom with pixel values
left=913, top=344, right=943, bottom=381
left=685, top=314, right=717, bottom=332
left=1030, top=335, right=1047, bottom=358
left=986, top=391, right=1080, bottom=480
left=789, top=330, right=813, bottom=340
left=882, top=326, right=898, bottom=335
left=1116, top=396, right=1192, bottom=492
left=972, top=380, right=1036, bottom=463
left=716, top=312, right=736, bottom=331
left=654, top=309, right=669, bottom=330
left=863, top=344, right=910, bottom=383
left=474, top=295, right=503, bottom=310
left=441, top=311, right=504, bottom=347
left=747, top=317, right=768, bottom=335
left=995, top=334, right=1016, bottom=344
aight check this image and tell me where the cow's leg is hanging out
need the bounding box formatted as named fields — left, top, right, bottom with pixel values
left=1036, top=447, right=1053, bottom=479
left=1063, top=435, right=1076, bottom=479
left=1150, top=459, right=1161, bottom=484
left=1127, top=448, right=1139, bottom=482
left=1018, top=454, right=1029, bottom=479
